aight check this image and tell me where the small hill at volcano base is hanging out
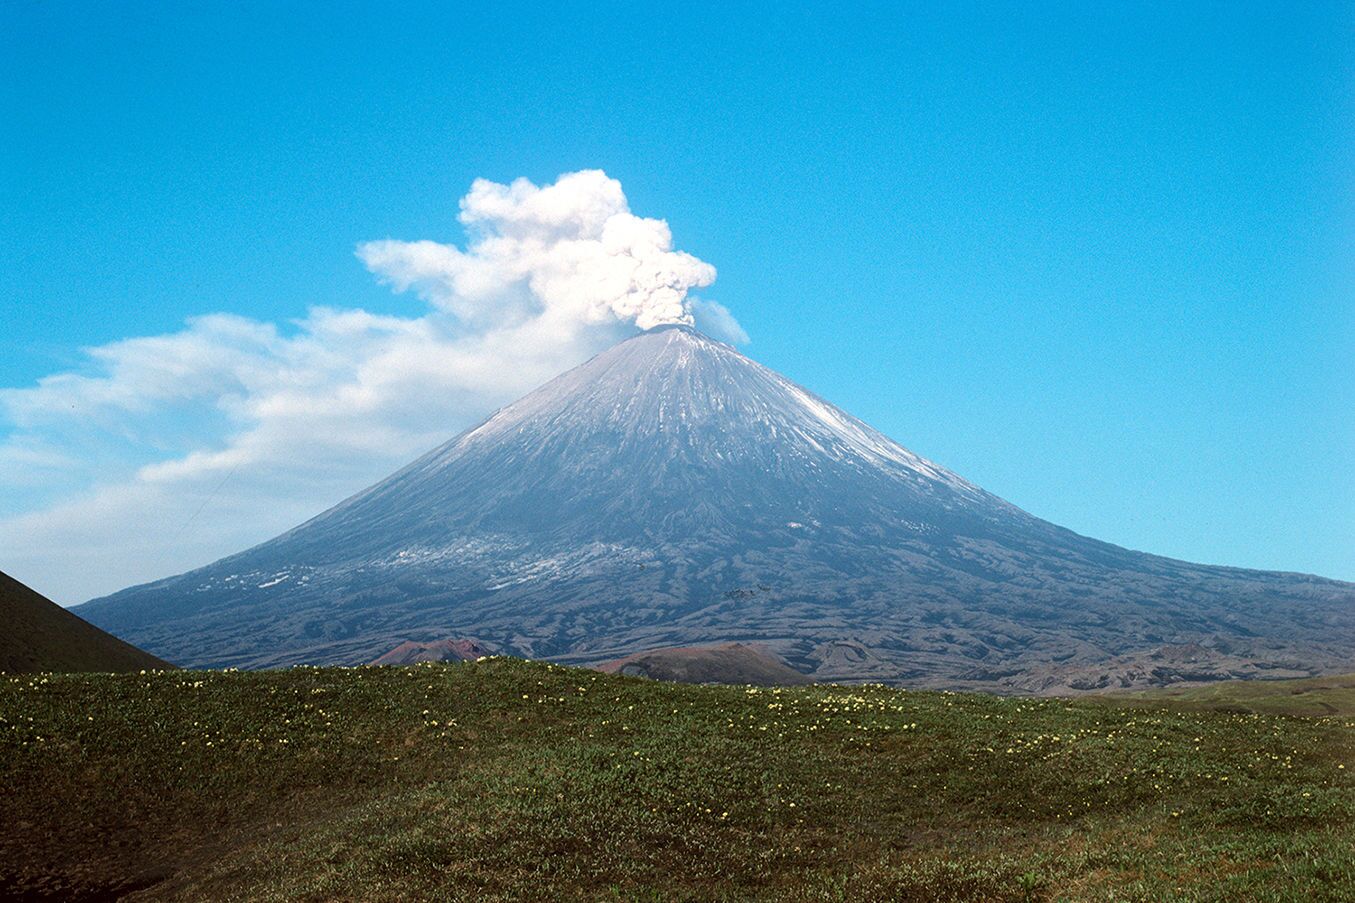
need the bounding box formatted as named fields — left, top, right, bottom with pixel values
left=596, top=642, right=812, bottom=685
left=77, top=326, right=1355, bottom=690
left=369, top=637, right=493, bottom=665
left=0, top=570, right=171, bottom=673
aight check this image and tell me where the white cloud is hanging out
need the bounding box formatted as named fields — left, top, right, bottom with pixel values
left=0, top=170, right=746, bottom=604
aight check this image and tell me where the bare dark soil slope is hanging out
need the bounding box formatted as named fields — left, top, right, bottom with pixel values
left=0, top=570, right=171, bottom=674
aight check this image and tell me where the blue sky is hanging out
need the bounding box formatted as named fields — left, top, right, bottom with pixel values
left=1, top=1, right=1352, bottom=601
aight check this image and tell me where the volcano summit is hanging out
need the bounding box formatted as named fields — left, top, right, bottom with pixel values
left=78, top=326, right=1354, bottom=691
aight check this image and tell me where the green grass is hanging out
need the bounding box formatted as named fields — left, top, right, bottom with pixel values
left=1100, top=673, right=1355, bottom=718
left=2, top=660, right=1353, bottom=901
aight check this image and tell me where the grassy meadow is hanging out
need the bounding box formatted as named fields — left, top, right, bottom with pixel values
left=2, top=659, right=1353, bottom=901
left=1099, top=672, right=1355, bottom=719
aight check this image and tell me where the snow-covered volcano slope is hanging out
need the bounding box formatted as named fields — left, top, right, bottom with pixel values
left=78, top=326, right=1355, bottom=691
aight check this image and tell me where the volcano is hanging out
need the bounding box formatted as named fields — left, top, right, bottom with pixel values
left=77, top=326, right=1354, bottom=691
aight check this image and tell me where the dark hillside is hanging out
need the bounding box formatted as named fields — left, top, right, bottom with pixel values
left=0, top=570, right=171, bottom=674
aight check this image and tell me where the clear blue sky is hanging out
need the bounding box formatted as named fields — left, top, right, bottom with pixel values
left=2, top=0, right=1352, bottom=590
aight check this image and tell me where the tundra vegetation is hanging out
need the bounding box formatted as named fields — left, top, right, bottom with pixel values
left=2, top=659, right=1352, bottom=901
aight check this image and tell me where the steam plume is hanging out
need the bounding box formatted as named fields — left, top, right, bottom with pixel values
left=358, top=170, right=717, bottom=331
